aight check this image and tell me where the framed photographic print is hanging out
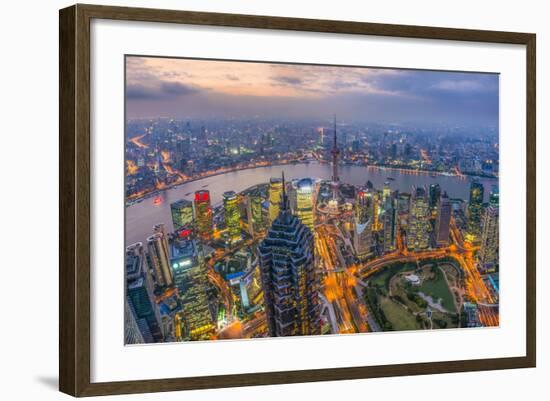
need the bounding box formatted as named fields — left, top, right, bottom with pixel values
left=59, top=4, right=536, bottom=397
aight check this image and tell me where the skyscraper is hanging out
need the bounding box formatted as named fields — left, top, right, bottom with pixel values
left=295, top=178, right=315, bottom=230
left=146, top=224, right=173, bottom=287
left=126, top=242, right=163, bottom=343
left=331, top=116, right=340, bottom=201
left=353, top=220, right=373, bottom=261
left=259, top=173, right=320, bottom=337
left=288, top=179, right=298, bottom=214
left=124, top=298, right=145, bottom=345
left=408, top=186, right=430, bottom=251
left=170, top=236, right=215, bottom=340
left=382, top=194, right=397, bottom=253
left=355, top=189, right=374, bottom=223
left=268, top=177, right=283, bottom=223
left=397, top=192, right=411, bottom=216
left=373, top=191, right=382, bottom=231
left=429, top=183, right=441, bottom=212
left=466, top=180, right=485, bottom=242
left=194, top=190, right=213, bottom=241
left=223, top=190, right=242, bottom=244
left=246, top=189, right=264, bottom=236
left=354, top=190, right=375, bottom=260
left=479, top=187, right=499, bottom=272
left=170, top=199, right=194, bottom=232
left=382, top=181, right=391, bottom=204
left=436, top=192, right=452, bottom=246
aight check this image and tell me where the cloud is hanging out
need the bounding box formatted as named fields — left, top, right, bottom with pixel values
left=126, top=80, right=200, bottom=100
left=125, top=56, right=498, bottom=125
left=271, top=75, right=304, bottom=86
left=160, top=70, right=193, bottom=79
left=160, top=81, right=199, bottom=95
left=431, top=79, right=489, bottom=92
left=368, top=70, right=498, bottom=97
left=126, top=84, right=159, bottom=100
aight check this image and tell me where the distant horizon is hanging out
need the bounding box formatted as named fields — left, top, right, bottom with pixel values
left=126, top=56, right=499, bottom=125
left=125, top=115, right=499, bottom=128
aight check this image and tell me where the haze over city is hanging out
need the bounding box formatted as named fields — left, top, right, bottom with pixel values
left=126, top=56, right=499, bottom=125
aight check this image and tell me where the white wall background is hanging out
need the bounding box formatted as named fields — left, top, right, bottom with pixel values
left=0, top=0, right=546, bottom=400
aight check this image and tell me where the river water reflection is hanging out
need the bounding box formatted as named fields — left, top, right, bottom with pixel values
left=126, top=162, right=497, bottom=246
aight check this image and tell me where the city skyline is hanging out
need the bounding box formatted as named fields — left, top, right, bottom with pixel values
left=126, top=56, right=499, bottom=125
left=124, top=57, right=499, bottom=344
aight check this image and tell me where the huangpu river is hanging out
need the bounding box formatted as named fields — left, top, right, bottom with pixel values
left=125, top=162, right=497, bottom=246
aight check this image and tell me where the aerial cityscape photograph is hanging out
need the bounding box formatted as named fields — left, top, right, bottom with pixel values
left=124, top=56, right=500, bottom=344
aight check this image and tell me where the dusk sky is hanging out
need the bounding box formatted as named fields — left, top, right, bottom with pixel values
left=126, top=56, right=499, bottom=125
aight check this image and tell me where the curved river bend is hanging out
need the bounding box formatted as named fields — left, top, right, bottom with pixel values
left=126, top=162, right=497, bottom=246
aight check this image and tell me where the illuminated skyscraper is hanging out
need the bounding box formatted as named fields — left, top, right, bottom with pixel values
left=382, top=181, right=391, bottom=204
left=382, top=194, right=397, bottom=253
left=408, top=186, right=430, bottom=251
left=268, top=177, right=283, bottom=223
left=353, top=189, right=374, bottom=260
left=146, top=224, right=173, bottom=287
left=170, top=199, right=194, bottom=232
left=466, top=180, right=485, bottom=242
left=248, top=189, right=265, bottom=234
left=429, top=183, right=441, bottom=212
left=124, top=298, right=145, bottom=345
left=356, top=189, right=374, bottom=223
left=331, top=116, right=340, bottom=201
left=170, top=236, right=215, bottom=340
left=479, top=187, right=499, bottom=272
left=353, top=221, right=373, bottom=260
left=398, top=192, right=411, bottom=216
left=126, top=242, right=163, bottom=343
left=288, top=180, right=298, bottom=213
left=259, top=173, right=320, bottom=337
left=223, top=190, right=242, bottom=244
left=436, top=192, right=452, bottom=246
left=295, top=178, right=315, bottom=230
left=373, top=191, right=382, bottom=231
left=194, top=190, right=213, bottom=241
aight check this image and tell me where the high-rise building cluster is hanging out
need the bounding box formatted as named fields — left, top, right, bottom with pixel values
left=125, top=120, right=499, bottom=342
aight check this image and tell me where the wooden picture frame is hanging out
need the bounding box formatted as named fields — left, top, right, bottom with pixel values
left=59, top=3, right=536, bottom=397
